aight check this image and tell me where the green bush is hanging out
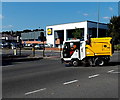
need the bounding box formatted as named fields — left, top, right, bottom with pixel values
left=114, top=44, right=120, bottom=50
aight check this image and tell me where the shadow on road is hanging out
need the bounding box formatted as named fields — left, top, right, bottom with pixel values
left=64, top=61, right=120, bottom=68
left=106, top=62, right=120, bottom=67
left=2, top=54, right=43, bottom=66
left=2, top=58, right=43, bottom=66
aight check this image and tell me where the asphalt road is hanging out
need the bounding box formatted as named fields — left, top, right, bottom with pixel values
left=2, top=51, right=120, bottom=98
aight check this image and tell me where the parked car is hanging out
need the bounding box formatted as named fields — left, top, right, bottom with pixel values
left=1, top=43, right=11, bottom=48
left=58, top=44, right=64, bottom=48
left=44, top=43, right=53, bottom=48
left=11, top=43, right=20, bottom=49
left=35, top=44, right=43, bottom=49
left=34, top=43, right=52, bottom=49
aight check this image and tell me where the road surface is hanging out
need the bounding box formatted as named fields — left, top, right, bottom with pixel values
left=2, top=51, right=120, bottom=98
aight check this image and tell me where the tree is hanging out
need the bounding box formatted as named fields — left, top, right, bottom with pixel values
left=23, top=29, right=32, bottom=33
left=107, top=16, right=120, bottom=44
left=72, top=28, right=83, bottom=39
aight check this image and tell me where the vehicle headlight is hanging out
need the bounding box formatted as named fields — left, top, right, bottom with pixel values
left=64, top=53, right=67, bottom=57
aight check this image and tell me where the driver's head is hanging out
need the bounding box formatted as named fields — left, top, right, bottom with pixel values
left=73, top=45, right=76, bottom=48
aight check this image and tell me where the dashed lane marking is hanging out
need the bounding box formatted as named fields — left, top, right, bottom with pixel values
left=107, top=70, right=114, bottom=73
left=63, top=80, right=78, bottom=85
left=111, top=72, right=120, bottom=74
left=88, top=74, right=100, bottom=79
left=25, top=88, right=46, bottom=95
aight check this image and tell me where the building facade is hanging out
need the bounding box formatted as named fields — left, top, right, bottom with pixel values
left=21, top=31, right=46, bottom=46
left=46, top=20, right=108, bottom=47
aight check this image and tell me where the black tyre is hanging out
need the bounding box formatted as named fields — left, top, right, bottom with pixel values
left=72, top=60, right=79, bottom=67
left=95, top=57, right=105, bottom=66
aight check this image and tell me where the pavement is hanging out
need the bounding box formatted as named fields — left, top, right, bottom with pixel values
left=2, top=51, right=60, bottom=66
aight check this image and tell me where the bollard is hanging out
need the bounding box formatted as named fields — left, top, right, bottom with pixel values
left=32, top=46, right=35, bottom=57
left=14, top=48, right=17, bottom=55
left=12, top=46, right=14, bottom=50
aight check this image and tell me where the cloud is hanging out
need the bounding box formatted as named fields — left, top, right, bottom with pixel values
left=109, top=7, right=113, bottom=11
left=2, top=25, right=14, bottom=29
left=103, top=16, right=110, bottom=19
left=0, top=14, right=4, bottom=19
left=83, top=13, right=89, bottom=16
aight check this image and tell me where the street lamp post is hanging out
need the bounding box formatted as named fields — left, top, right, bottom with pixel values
left=97, top=2, right=100, bottom=38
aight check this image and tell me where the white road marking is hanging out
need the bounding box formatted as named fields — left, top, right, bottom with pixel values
left=108, top=70, right=114, bottom=73
left=88, top=74, right=99, bottom=79
left=63, top=80, right=78, bottom=85
left=25, top=88, right=46, bottom=95
left=107, top=70, right=120, bottom=74
left=111, top=72, right=120, bottom=74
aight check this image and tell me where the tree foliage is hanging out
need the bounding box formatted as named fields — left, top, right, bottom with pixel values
left=107, top=16, right=120, bottom=44
left=72, top=28, right=83, bottom=39
left=2, top=29, right=44, bottom=37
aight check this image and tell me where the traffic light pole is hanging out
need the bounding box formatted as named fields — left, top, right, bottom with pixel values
left=43, top=40, right=45, bottom=57
left=40, top=31, right=45, bottom=57
left=19, top=38, right=22, bottom=56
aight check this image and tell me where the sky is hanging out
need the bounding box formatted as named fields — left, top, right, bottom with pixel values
left=1, top=2, right=119, bottom=31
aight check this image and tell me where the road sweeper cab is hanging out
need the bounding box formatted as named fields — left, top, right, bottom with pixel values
left=61, top=37, right=114, bottom=67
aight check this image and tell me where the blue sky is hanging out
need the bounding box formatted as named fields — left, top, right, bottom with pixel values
left=1, top=2, right=118, bottom=31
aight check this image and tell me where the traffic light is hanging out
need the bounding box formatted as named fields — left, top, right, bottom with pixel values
left=40, top=32, right=45, bottom=42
